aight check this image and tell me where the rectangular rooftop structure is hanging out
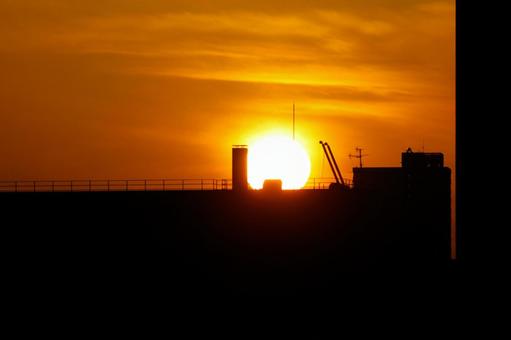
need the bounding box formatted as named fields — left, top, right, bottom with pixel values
left=353, top=150, right=449, bottom=195
left=401, top=148, right=444, bottom=169
left=232, top=145, right=248, bottom=192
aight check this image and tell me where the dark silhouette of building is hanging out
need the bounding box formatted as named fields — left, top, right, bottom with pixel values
left=401, top=148, right=444, bottom=168
left=2, top=147, right=452, bottom=297
left=353, top=148, right=451, bottom=262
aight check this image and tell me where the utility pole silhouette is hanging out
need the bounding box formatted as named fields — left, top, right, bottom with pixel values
left=349, top=147, right=368, bottom=168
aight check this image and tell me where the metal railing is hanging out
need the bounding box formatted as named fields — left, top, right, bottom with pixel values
left=303, top=177, right=352, bottom=190
left=0, top=177, right=351, bottom=193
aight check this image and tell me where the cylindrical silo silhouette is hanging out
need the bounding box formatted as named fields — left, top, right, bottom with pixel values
left=232, top=145, right=248, bottom=191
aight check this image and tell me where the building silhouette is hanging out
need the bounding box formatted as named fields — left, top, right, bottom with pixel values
left=2, top=147, right=452, bottom=296
left=232, top=145, right=248, bottom=192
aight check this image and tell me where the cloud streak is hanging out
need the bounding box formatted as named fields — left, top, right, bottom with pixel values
left=0, top=0, right=454, bottom=180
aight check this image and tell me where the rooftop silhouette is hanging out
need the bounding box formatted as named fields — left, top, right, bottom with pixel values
left=2, top=146, right=452, bottom=296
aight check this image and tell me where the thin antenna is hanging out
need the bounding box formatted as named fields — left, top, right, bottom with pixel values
left=292, top=102, right=295, bottom=140
left=349, top=147, right=368, bottom=168
left=357, top=147, right=362, bottom=168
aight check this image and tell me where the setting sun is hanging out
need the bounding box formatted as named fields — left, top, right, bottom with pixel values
left=248, top=135, right=311, bottom=190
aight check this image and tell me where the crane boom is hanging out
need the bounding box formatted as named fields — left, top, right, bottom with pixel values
left=325, top=143, right=345, bottom=185
left=319, top=141, right=340, bottom=184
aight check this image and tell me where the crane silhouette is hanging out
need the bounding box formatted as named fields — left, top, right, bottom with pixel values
left=319, top=141, right=350, bottom=190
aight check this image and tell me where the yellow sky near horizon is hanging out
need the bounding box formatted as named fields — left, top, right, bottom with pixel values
left=0, top=0, right=454, bottom=182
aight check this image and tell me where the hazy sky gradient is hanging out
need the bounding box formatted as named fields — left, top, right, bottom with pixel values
left=0, top=0, right=454, bottom=181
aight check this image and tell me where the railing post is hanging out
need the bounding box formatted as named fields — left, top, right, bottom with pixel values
left=182, top=179, right=184, bottom=190
left=15, top=181, right=18, bottom=192
left=70, top=181, right=73, bottom=192
left=89, top=180, right=92, bottom=192
left=162, top=179, right=165, bottom=191
left=201, top=179, right=203, bottom=191
left=52, top=181, right=55, bottom=192
left=107, top=180, right=110, bottom=192
left=126, top=180, right=129, bottom=191
left=33, top=181, right=36, bottom=192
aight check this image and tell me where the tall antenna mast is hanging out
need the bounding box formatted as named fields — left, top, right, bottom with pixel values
left=292, top=102, right=295, bottom=140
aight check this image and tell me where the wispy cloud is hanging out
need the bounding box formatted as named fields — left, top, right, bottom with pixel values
left=0, top=1, right=454, bottom=179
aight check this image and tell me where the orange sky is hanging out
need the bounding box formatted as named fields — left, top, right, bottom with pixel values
left=0, top=0, right=454, bottom=181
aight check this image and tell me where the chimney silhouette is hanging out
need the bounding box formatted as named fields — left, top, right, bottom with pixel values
left=232, top=145, right=248, bottom=191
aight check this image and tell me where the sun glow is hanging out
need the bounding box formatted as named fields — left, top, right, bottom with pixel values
left=248, top=135, right=311, bottom=190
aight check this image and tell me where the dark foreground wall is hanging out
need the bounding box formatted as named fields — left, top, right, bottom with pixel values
left=3, top=188, right=452, bottom=297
